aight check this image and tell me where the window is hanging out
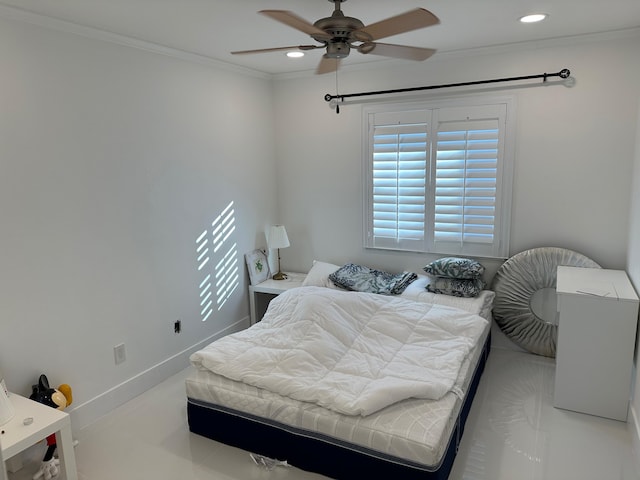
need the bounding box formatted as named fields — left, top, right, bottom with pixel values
left=363, top=97, right=514, bottom=258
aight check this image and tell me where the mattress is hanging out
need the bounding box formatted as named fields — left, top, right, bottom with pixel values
left=186, top=289, right=494, bottom=474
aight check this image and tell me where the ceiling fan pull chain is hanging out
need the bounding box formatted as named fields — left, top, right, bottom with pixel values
left=335, top=69, right=340, bottom=114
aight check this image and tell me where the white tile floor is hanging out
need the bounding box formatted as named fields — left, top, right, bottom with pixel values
left=7, top=347, right=640, bottom=480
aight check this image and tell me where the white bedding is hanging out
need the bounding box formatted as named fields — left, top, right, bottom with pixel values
left=190, top=286, right=488, bottom=416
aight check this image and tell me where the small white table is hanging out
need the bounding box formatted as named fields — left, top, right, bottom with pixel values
left=1, top=393, right=77, bottom=480
left=248, top=272, right=306, bottom=324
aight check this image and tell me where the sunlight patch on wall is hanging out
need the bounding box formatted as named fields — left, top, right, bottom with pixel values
left=215, top=242, right=239, bottom=310
left=212, top=202, right=238, bottom=310
left=196, top=229, right=213, bottom=322
left=196, top=201, right=240, bottom=321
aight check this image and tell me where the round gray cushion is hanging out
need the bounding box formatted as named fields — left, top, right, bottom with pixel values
left=491, top=247, right=600, bottom=357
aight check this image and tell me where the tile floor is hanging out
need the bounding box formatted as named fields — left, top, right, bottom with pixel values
left=7, top=347, right=640, bottom=480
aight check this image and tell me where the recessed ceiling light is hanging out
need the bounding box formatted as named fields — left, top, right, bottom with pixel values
left=519, top=13, right=548, bottom=23
left=286, top=51, right=305, bottom=58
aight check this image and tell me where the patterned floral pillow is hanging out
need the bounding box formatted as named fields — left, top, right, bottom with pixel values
left=423, top=257, right=485, bottom=279
left=328, top=263, right=417, bottom=295
left=426, top=277, right=485, bottom=298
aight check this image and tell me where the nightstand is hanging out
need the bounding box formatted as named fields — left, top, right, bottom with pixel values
left=249, top=272, right=306, bottom=324
left=1, top=393, right=77, bottom=479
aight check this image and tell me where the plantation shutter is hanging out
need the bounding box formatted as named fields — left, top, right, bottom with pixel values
left=432, top=105, right=507, bottom=256
left=364, top=99, right=512, bottom=258
left=367, top=110, right=429, bottom=250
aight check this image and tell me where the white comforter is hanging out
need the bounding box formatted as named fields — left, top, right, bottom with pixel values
left=190, top=286, right=488, bottom=416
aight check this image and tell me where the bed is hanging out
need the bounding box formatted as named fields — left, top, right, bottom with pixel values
left=186, top=270, right=494, bottom=479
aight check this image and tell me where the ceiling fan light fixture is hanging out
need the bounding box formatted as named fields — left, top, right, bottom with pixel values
left=519, top=13, right=548, bottom=23
left=325, top=41, right=350, bottom=59
left=286, top=51, right=305, bottom=58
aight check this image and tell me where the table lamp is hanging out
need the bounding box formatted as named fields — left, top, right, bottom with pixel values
left=268, top=225, right=290, bottom=280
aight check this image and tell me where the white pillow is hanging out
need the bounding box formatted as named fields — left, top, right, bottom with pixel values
left=302, top=260, right=340, bottom=288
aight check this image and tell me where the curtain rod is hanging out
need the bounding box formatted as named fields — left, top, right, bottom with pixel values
left=325, top=68, right=571, bottom=113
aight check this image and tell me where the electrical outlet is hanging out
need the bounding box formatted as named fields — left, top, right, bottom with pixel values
left=174, top=319, right=181, bottom=334
left=114, top=343, right=126, bottom=365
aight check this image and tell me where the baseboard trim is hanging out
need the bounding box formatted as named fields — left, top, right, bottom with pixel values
left=68, top=317, right=249, bottom=432
left=630, top=403, right=640, bottom=474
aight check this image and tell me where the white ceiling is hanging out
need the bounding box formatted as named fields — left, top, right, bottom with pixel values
left=1, top=0, right=640, bottom=76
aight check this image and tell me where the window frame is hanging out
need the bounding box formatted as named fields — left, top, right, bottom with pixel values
left=362, top=95, right=515, bottom=259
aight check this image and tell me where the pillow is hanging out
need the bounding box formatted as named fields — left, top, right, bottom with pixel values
left=328, top=263, right=417, bottom=295
left=399, top=274, right=430, bottom=297
left=426, top=277, right=485, bottom=298
left=423, top=257, right=485, bottom=279
left=400, top=275, right=495, bottom=319
left=302, top=260, right=340, bottom=288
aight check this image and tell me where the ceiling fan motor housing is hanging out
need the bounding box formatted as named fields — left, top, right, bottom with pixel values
left=313, top=6, right=368, bottom=59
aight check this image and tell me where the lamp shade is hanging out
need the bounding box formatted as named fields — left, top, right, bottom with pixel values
left=268, top=225, right=290, bottom=249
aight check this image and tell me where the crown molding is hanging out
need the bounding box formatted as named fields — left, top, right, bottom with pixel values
left=435, top=26, right=640, bottom=60
left=0, top=3, right=271, bottom=80
left=2, top=3, right=638, bottom=82
left=273, top=26, right=640, bottom=81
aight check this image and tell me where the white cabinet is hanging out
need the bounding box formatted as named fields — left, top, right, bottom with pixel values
left=554, top=266, right=639, bottom=421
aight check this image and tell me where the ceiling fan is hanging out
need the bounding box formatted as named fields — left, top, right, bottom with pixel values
left=231, top=0, right=440, bottom=74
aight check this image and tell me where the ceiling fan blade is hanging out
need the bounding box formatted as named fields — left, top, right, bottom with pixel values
left=316, top=56, right=340, bottom=75
left=358, top=43, right=436, bottom=61
left=260, top=10, right=332, bottom=40
left=231, top=45, right=322, bottom=55
left=355, top=8, right=439, bottom=42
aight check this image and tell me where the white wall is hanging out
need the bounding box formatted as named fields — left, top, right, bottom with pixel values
left=274, top=32, right=640, bottom=279
left=0, top=16, right=277, bottom=429
left=627, top=95, right=640, bottom=463
left=274, top=29, right=640, bottom=446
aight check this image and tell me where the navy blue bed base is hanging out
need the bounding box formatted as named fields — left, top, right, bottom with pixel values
left=187, top=332, right=490, bottom=479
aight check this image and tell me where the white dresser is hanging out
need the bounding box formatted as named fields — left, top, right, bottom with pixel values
left=554, top=266, right=639, bottom=421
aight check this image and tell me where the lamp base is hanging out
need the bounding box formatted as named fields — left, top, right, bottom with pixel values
left=273, top=271, right=288, bottom=280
